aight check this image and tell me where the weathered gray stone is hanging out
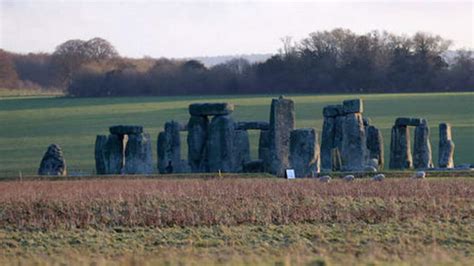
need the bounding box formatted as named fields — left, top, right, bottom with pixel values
left=189, top=103, right=234, bottom=116
left=109, top=125, right=143, bottom=135
left=413, top=123, right=433, bottom=169
left=334, top=116, right=345, bottom=153
left=343, top=175, right=355, bottom=181
left=233, top=130, right=251, bottom=172
left=389, top=125, right=413, bottom=169
left=363, top=117, right=371, bottom=126
left=395, top=117, right=424, bottom=127
left=331, top=148, right=342, bottom=171
left=289, top=128, right=320, bottom=177
left=320, top=116, right=335, bottom=170
left=243, top=160, right=265, bottom=173
left=38, top=144, right=67, bottom=176
left=268, top=97, right=295, bottom=176
left=342, top=99, right=363, bottom=114
left=341, top=113, right=367, bottom=171
left=412, top=171, right=426, bottom=179
left=455, top=163, right=471, bottom=170
left=372, top=174, right=385, bottom=181
left=104, top=134, right=124, bottom=174
left=366, top=125, right=384, bottom=170
left=258, top=130, right=270, bottom=171
left=207, top=115, right=235, bottom=172
left=157, top=121, right=182, bottom=174
left=364, top=166, right=378, bottom=172
left=439, top=123, right=455, bottom=168
left=124, top=133, right=153, bottom=174
left=319, top=175, right=331, bottom=182
left=323, top=105, right=343, bottom=117
left=235, top=121, right=269, bottom=130
left=94, top=135, right=108, bottom=175
left=187, top=115, right=209, bottom=172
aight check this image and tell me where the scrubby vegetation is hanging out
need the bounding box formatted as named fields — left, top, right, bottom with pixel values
left=0, top=177, right=472, bottom=264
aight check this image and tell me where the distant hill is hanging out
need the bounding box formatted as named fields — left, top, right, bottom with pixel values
left=182, top=53, right=274, bottom=67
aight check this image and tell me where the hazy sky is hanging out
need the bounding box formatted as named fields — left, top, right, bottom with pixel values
left=1, top=0, right=473, bottom=58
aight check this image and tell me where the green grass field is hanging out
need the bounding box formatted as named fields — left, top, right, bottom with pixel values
left=0, top=92, right=473, bottom=177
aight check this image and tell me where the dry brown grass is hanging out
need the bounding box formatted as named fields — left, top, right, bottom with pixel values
left=0, top=178, right=472, bottom=229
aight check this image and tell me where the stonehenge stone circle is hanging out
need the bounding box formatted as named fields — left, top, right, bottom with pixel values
left=439, top=123, right=455, bottom=168
left=289, top=128, right=320, bottom=177
left=267, top=96, right=295, bottom=176
left=413, top=121, right=433, bottom=169
left=38, top=144, right=67, bottom=176
left=157, top=121, right=183, bottom=174
left=125, top=133, right=153, bottom=174
left=189, top=103, right=234, bottom=116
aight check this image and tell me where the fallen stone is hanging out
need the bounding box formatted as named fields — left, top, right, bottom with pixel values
left=109, top=125, right=143, bottom=135
left=364, top=166, right=378, bottom=172
left=243, top=160, right=265, bottom=173
left=438, top=123, right=455, bottom=168
left=415, top=171, right=426, bottom=179
left=319, top=175, right=331, bottom=183
left=342, top=99, right=363, bottom=114
left=323, top=105, right=343, bottom=117
left=38, top=144, right=67, bottom=176
left=207, top=115, right=235, bottom=172
left=343, top=175, right=355, bottom=182
left=235, top=121, right=270, bottom=130
left=187, top=115, right=209, bottom=172
left=268, top=97, right=295, bottom=176
left=189, top=103, right=234, bottom=116
left=372, top=174, right=385, bottom=181
left=341, top=113, right=367, bottom=171
left=124, top=133, right=153, bottom=174
left=289, top=128, right=320, bottom=177
left=455, top=163, right=471, bottom=170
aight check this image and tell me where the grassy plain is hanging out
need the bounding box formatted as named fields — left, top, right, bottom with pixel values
left=0, top=92, right=473, bottom=177
left=0, top=177, right=473, bottom=265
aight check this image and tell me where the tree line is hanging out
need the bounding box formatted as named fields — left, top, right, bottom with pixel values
left=1, top=29, right=473, bottom=96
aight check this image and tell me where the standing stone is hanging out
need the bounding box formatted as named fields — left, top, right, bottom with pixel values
left=268, top=97, right=295, bottom=176
left=124, top=133, right=153, bottom=174
left=207, top=115, right=235, bottom=172
left=389, top=126, right=413, bottom=169
left=320, top=116, right=335, bottom=171
left=366, top=125, right=384, bottom=170
left=341, top=113, right=367, bottom=171
left=104, top=134, right=124, bottom=174
left=258, top=129, right=270, bottom=170
left=94, top=135, right=108, bottom=175
left=289, top=128, right=320, bottom=177
left=187, top=115, right=209, bottom=172
left=38, top=144, right=67, bottom=176
left=413, top=121, right=433, bottom=169
left=157, top=121, right=182, bottom=174
left=333, top=116, right=345, bottom=154
left=233, top=130, right=251, bottom=172
left=331, top=148, right=342, bottom=171
left=439, top=123, right=455, bottom=168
